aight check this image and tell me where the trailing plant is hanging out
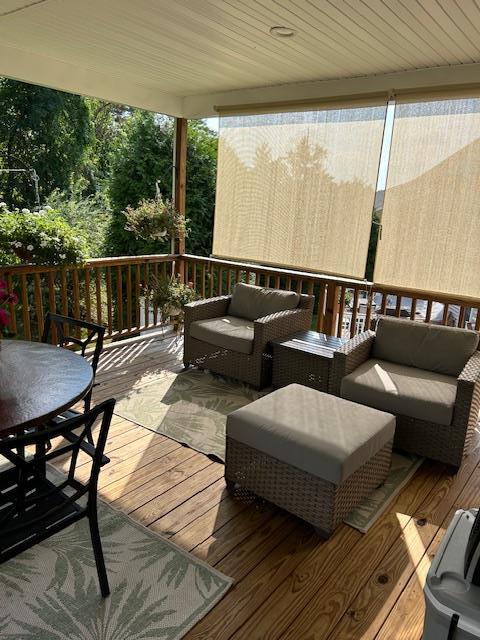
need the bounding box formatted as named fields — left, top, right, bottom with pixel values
left=0, top=205, right=88, bottom=265
left=149, top=274, right=199, bottom=320
left=124, top=195, right=187, bottom=244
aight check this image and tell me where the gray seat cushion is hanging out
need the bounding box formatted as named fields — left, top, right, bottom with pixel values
left=226, top=384, right=395, bottom=485
left=190, top=315, right=254, bottom=354
left=341, top=358, right=457, bottom=426
left=228, top=282, right=300, bottom=321
left=373, top=317, right=479, bottom=377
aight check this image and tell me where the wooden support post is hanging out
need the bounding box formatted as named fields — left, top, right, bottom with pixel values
left=323, top=282, right=339, bottom=337
left=173, top=117, right=187, bottom=282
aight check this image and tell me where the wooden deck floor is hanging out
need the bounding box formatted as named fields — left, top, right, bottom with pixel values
left=78, top=332, right=480, bottom=639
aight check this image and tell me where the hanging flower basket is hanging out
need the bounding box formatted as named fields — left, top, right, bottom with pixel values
left=123, top=195, right=186, bottom=242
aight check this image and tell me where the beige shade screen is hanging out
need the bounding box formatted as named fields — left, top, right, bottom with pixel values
left=374, top=96, right=480, bottom=298
left=213, top=104, right=387, bottom=278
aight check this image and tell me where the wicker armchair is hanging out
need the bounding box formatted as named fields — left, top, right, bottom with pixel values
left=331, top=319, right=480, bottom=468
left=184, top=288, right=314, bottom=389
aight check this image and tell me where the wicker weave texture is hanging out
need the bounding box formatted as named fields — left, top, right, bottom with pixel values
left=183, top=293, right=314, bottom=389
left=225, top=437, right=392, bottom=537
left=330, top=331, right=375, bottom=396
left=272, top=346, right=332, bottom=392
left=331, top=330, right=480, bottom=468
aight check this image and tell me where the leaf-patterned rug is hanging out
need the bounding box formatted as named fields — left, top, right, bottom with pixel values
left=344, top=451, right=423, bottom=533
left=114, top=369, right=422, bottom=534
left=0, top=468, right=233, bottom=640
left=115, top=369, right=263, bottom=461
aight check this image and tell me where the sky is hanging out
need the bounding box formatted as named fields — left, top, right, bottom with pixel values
left=204, top=117, right=219, bottom=132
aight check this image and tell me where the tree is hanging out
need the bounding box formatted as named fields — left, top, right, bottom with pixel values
left=106, top=111, right=173, bottom=256
left=82, top=99, right=132, bottom=193
left=0, top=79, right=92, bottom=207
left=0, top=78, right=219, bottom=260
left=45, top=181, right=112, bottom=258
left=106, top=114, right=218, bottom=258
left=365, top=209, right=381, bottom=281
left=185, top=120, right=217, bottom=256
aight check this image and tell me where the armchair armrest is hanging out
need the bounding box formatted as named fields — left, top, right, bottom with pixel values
left=184, top=296, right=231, bottom=331
left=253, top=306, right=313, bottom=351
left=453, top=350, right=480, bottom=433
left=330, top=330, right=375, bottom=396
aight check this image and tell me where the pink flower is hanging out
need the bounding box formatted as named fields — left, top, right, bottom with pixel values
left=0, top=288, right=18, bottom=305
left=0, top=307, right=10, bottom=328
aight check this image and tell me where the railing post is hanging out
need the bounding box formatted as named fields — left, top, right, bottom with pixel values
left=173, top=117, right=187, bottom=282
left=323, top=282, right=339, bottom=337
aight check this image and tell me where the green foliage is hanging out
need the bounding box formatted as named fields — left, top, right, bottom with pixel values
left=83, top=99, right=132, bottom=192
left=0, top=79, right=92, bottom=207
left=185, top=120, right=217, bottom=257
left=124, top=196, right=186, bottom=243
left=366, top=210, right=381, bottom=281
left=106, top=114, right=217, bottom=258
left=106, top=111, right=173, bottom=256
left=45, top=181, right=112, bottom=257
left=0, top=79, right=218, bottom=262
left=0, top=206, right=87, bottom=265
left=150, top=274, right=199, bottom=318
left=110, top=112, right=174, bottom=211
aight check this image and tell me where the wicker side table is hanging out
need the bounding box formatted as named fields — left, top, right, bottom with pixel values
left=272, top=330, right=345, bottom=393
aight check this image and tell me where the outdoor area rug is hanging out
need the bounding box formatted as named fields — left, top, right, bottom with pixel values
left=344, top=451, right=424, bottom=533
left=115, top=369, right=262, bottom=461
left=0, top=468, right=233, bottom=640
left=114, top=369, right=423, bottom=535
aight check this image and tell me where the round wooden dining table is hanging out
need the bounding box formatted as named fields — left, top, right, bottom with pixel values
left=0, top=339, right=93, bottom=436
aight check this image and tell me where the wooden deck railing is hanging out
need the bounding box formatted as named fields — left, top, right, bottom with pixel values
left=1, top=252, right=479, bottom=343
left=0, top=254, right=177, bottom=342
left=182, top=254, right=480, bottom=338
left=183, top=254, right=368, bottom=337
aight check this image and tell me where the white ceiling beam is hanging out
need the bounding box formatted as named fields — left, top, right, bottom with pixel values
left=183, top=63, right=480, bottom=118
left=0, top=42, right=184, bottom=117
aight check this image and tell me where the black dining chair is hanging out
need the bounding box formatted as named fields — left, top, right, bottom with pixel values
left=42, top=312, right=106, bottom=414
left=0, top=399, right=115, bottom=597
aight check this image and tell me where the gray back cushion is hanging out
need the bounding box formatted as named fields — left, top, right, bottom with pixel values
left=228, top=283, right=300, bottom=321
left=372, top=316, right=479, bottom=377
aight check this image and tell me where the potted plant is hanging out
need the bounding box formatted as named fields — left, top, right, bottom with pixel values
left=123, top=194, right=186, bottom=243
left=150, top=275, right=199, bottom=331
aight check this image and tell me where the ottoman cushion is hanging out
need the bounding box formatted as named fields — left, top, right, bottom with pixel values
left=226, top=384, right=395, bottom=485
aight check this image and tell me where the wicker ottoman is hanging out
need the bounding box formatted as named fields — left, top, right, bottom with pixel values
left=225, top=384, right=395, bottom=537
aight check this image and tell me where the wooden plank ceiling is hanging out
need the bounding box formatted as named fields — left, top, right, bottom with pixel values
left=0, top=0, right=480, bottom=116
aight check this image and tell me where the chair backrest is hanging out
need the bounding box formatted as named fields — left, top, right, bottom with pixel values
left=372, top=316, right=480, bottom=377
left=228, top=282, right=303, bottom=321
left=42, top=312, right=105, bottom=376
left=0, top=399, right=115, bottom=544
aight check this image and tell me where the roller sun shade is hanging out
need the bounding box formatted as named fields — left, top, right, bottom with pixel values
left=374, top=95, right=480, bottom=298
left=213, top=101, right=387, bottom=278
